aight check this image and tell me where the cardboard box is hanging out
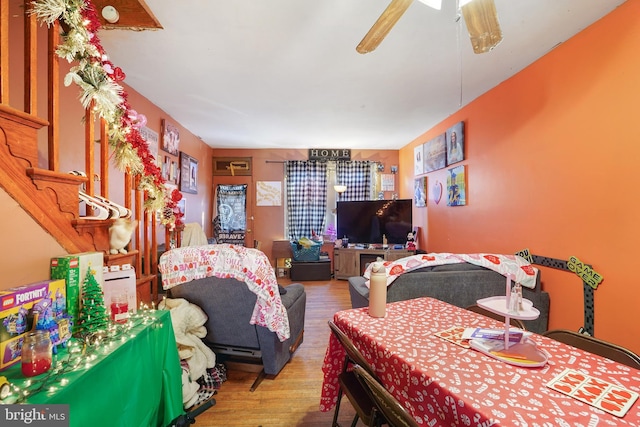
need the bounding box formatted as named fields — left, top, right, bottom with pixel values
left=50, top=252, right=104, bottom=331
left=0, top=279, right=67, bottom=371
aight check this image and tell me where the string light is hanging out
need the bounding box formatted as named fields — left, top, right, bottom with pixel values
left=3, top=308, right=160, bottom=403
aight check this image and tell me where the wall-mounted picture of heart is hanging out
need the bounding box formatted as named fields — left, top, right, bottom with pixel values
left=432, top=180, right=443, bottom=204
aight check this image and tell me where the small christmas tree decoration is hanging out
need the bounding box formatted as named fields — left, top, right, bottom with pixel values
left=77, top=265, right=109, bottom=335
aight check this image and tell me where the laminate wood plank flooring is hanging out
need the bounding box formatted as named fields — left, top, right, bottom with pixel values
left=194, top=278, right=359, bottom=427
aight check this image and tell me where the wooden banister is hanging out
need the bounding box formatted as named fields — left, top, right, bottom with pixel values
left=100, top=118, right=109, bottom=196
left=0, top=0, right=8, bottom=104
left=24, top=2, right=37, bottom=115
left=0, top=3, right=164, bottom=305
left=47, top=20, right=60, bottom=171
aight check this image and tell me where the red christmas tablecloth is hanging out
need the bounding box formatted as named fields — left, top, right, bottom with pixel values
left=320, top=297, right=640, bottom=426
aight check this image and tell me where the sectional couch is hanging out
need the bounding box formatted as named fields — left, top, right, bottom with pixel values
left=348, top=261, right=550, bottom=333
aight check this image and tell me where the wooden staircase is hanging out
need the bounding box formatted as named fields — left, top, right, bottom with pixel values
left=1, top=2, right=163, bottom=305
left=0, top=105, right=93, bottom=254
left=0, top=104, right=158, bottom=305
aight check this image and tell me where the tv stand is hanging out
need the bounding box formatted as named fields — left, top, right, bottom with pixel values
left=334, top=247, right=413, bottom=279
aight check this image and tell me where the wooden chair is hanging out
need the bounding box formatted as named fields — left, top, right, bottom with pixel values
left=466, top=304, right=527, bottom=330
left=543, top=329, right=640, bottom=369
left=352, top=364, right=420, bottom=427
left=328, top=321, right=384, bottom=427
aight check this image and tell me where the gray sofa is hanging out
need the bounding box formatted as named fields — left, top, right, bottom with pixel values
left=349, top=262, right=550, bottom=333
left=169, top=276, right=306, bottom=391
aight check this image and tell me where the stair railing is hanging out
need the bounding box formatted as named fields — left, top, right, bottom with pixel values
left=0, top=1, right=160, bottom=303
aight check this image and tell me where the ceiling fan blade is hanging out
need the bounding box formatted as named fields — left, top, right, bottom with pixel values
left=356, top=0, right=414, bottom=54
left=461, top=0, right=503, bottom=54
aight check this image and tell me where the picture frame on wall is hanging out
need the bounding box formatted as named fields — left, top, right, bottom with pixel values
left=446, top=121, right=465, bottom=165
left=256, top=181, right=282, bottom=206
left=414, top=144, right=424, bottom=175
left=424, top=133, right=446, bottom=173
left=447, top=165, right=467, bottom=206
left=139, top=125, right=159, bottom=166
left=177, top=198, right=186, bottom=218
left=189, top=158, right=198, bottom=192
left=162, top=156, right=171, bottom=180
left=414, top=176, right=427, bottom=207
left=170, top=160, right=180, bottom=185
left=180, top=151, right=198, bottom=194
left=161, top=119, right=180, bottom=155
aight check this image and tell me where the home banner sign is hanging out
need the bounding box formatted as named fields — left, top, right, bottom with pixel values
left=216, top=184, right=247, bottom=246
left=308, top=149, right=351, bottom=162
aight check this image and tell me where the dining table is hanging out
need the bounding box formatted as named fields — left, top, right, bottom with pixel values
left=320, top=297, right=640, bottom=426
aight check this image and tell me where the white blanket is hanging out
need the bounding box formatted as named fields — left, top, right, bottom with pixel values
left=363, top=253, right=539, bottom=289
left=160, top=297, right=216, bottom=407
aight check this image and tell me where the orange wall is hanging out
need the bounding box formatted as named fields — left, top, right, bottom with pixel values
left=399, top=1, right=640, bottom=353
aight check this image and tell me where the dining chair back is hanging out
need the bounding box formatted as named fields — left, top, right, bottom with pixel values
left=328, top=320, right=382, bottom=427
left=353, top=364, right=420, bottom=427
left=543, top=329, right=640, bottom=369
left=466, top=304, right=526, bottom=330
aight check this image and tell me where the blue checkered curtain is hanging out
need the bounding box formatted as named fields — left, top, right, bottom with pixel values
left=336, top=161, right=373, bottom=201
left=285, top=161, right=328, bottom=240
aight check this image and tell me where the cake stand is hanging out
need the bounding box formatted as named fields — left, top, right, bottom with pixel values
left=473, top=274, right=548, bottom=367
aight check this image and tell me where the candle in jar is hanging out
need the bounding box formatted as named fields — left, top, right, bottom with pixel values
left=21, top=330, right=53, bottom=377
left=110, top=294, right=129, bottom=323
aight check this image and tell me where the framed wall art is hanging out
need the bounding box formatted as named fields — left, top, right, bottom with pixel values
left=170, top=160, right=179, bottom=185
left=139, top=125, right=159, bottom=165
left=177, top=198, right=186, bottom=218
left=446, top=121, right=465, bottom=166
left=414, top=176, right=427, bottom=207
left=424, top=133, right=446, bottom=173
left=161, top=119, right=180, bottom=155
left=162, top=156, right=171, bottom=181
left=447, top=165, right=467, bottom=206
left=414, top=144, right=424, bottom=175
left=256, top=181, right=282, bottom=206
left=381, top=174, right=395, bottom=191
left=180, top=151, right=198, bottom=194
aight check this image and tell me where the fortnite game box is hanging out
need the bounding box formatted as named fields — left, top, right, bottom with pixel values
left=50, top=252, right=104, bottom=332
left=0, top=279, right=67, bottom=371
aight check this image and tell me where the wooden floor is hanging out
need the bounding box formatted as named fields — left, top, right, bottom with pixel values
left=193, top=278, right=359, bottom=427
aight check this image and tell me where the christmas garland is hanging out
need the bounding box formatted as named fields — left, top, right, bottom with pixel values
left=30, top=0, right=183, bottom=228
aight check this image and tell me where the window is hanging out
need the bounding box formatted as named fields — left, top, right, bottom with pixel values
left=285, top=160, right=376, bottom=240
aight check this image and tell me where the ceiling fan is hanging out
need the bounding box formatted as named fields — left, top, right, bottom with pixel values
left=356, top=0, right=503, bottom=54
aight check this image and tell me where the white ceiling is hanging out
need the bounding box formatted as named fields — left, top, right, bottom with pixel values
left=97, top=0, right=626, bottom=150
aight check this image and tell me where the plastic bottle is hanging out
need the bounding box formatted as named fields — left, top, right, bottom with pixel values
left=369, top=261, right=387, bottom=318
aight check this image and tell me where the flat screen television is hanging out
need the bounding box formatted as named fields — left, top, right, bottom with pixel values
left=336, top=199, right=412, bottom=245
